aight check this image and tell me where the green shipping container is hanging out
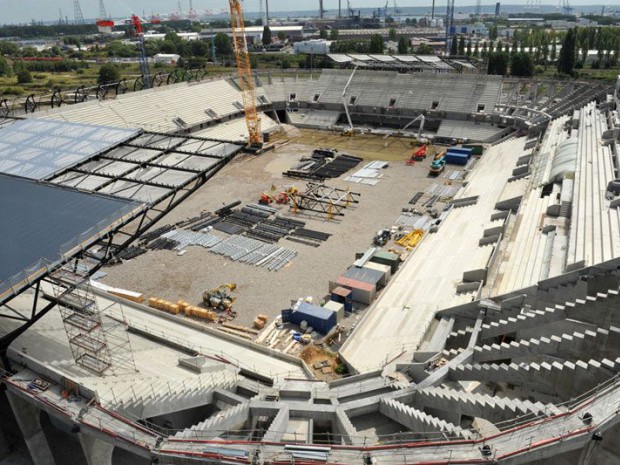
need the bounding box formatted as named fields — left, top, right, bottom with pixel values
left=463, top=144, right=484, bottom=156
left=370, top=251, right=400, bottom=273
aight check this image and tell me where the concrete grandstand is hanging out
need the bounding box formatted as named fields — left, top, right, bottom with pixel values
left=0, top=69, right=620, bottom=465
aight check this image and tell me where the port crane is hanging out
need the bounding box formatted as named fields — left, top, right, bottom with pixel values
left=228, top=0, right=263, bottom=150
left=96, top=15, right=158, bottom=90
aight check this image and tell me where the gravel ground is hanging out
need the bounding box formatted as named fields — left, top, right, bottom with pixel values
left=101, top=127, right=439, bottom=328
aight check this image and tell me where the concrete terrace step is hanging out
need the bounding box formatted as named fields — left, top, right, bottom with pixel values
left=562, top=290, right=620, bottom=326
left=114, top=371, right=239, bottom=418
left=379, top=398, right=473, bottom=440
left=481, top=307, right=566, bottom=339
left=262, top=405, right=290, bottom=443
left=173, top=402, right=251, bottom=440
left=335, top=407, right=365, bottom=446
left=445, top=327, right=474, bottom=349
left=449, top=357, right=620, bottom=400
left=413, top=386, right=563, bottom=425
left=473, top=326, right=620, bottom=363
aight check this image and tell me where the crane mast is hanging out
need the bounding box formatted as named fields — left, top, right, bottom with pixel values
left=131, top=15, right=151, bottom=89
left=229, top=0, right=263, bottom=149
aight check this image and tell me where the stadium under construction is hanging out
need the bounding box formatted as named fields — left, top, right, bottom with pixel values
left=1, top=66, right=620, bottom=465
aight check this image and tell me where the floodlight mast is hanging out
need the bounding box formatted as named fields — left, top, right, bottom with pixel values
left=229, top=0, right=263, bottom=150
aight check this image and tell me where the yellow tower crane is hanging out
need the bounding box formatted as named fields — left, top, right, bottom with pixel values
left=229, top=0, right=263, bottom=150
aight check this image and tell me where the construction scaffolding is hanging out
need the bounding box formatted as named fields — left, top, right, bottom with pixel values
left=49, top=259, right=136, bottom=375
left=291, top=183, right=360, bottom=220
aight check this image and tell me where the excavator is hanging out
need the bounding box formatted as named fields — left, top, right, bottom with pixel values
left=429, top=151, right=446, bottom=176
left=202, top=283, right=237, bottom=313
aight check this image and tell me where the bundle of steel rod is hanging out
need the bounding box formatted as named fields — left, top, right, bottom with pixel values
left=291, top=228, right=331, bottom=242
left=409, top=192, right=424, bottom=205
left=141, top=224, right=175, bottom=243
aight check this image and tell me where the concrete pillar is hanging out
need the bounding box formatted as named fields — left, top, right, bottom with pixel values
left=0, top=426, right=11, bottom=460
left=79, top=433, right=114, bottom=465
left=6, top=392, right=56, bottom=465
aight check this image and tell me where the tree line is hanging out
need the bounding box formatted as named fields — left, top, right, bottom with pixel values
left=450, top=25, right=620, bottom=77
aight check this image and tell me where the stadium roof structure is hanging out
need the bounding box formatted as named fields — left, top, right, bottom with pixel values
left=0, top=119, right=139, bottom=180
left=326, top=54, right=467, bottom=72
left=1, top=72, right=620, bottom=465
left=0, top=118, right=244, bottom=355
left=0, top=175, right=143, bottom=303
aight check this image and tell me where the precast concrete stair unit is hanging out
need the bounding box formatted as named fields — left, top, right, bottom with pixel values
left=108, top=369, right=240, bottom=418
left=410, top=386, right=564, bottom=425
left=379, top=398, right=474, bottom=439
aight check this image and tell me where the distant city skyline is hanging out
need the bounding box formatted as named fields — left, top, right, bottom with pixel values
left=0, top=0, right=617, bottom=25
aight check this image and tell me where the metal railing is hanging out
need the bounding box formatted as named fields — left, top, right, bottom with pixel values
left=3, top=366, right=620, bottom=461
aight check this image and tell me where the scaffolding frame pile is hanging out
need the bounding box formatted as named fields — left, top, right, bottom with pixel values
left=291, top=182, right=360, bottom=220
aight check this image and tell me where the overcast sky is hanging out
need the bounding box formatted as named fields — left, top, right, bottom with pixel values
left=0, top=0, right=615, bottom=24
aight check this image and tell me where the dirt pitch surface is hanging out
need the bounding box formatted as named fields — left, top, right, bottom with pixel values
left=101, top=127, right=439, bottom=329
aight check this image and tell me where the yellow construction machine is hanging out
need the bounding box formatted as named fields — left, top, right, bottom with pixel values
left=202, top=283, right=237, bottom=312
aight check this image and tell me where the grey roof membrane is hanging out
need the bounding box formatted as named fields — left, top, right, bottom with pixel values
left=0, top=174, right=142, bottom=299
left=0, top=119, right=140, bottom=180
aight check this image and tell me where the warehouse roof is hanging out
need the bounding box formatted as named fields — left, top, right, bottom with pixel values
left=0, top=174, right=142, bottom=302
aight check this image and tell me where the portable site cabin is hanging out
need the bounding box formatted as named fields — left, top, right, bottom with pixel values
left=335, top=276, right=376, bottom=305
left=370, top=251, right=400, bottom=273
left=342, top=266, right=384, bottom=288
left=323, top=300, right=345, bottom=322
left=361, top=261, right=391, bottom=286
left=331, top=286, right=353, bottom=312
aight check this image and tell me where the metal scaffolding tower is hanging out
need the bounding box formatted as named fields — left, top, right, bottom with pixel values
left=98, top=0, right=108, bottom=19
left=74, top=0, right=85, bottom=24
left=49, top=259, right=136, bottom=375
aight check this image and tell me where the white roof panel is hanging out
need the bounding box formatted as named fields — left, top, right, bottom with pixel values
left=0, top=119, right=139, bottom=180
left=327, top=54, right=353, bottom=63
left=393, top=55, right=420, bottom=62
left=368, top=54, right=396, bottom=62
left=346, top=54, right=373, bottom=61
left=415, top=54, right=442, bottom=62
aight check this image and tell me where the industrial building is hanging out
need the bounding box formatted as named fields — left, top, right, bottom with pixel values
left=1, top=67, right=620, bottom=465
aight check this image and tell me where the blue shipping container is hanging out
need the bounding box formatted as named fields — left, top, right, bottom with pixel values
left=290, top=302, right=337, bottom=334
left=445, top=152, right=469, bottom=165
left=448, top=147, right=473, bottom=157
